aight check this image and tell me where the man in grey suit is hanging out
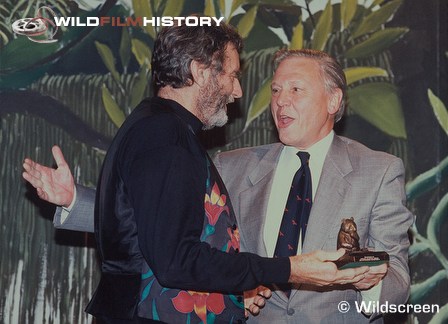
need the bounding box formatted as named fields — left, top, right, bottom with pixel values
left=23, top=48, right=412, bottom=323
left=213, top=49, right=413, bottom=323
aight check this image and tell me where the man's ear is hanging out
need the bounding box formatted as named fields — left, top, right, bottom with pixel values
left=328, top=88, right=343, bottom=115
left=190, top=60, right=211, bottom=87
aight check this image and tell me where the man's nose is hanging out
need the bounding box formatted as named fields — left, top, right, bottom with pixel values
left=276, top=90, right=291, bottom=107
left=232, top=78, right=243, bottom=98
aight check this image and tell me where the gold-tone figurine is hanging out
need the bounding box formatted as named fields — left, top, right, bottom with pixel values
left=335, top=217, right=389, bottom=269
left=337, top=217, right=360, bottom=251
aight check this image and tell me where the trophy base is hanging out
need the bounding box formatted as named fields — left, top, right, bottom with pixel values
left=334, top=251, right=389, bottom=269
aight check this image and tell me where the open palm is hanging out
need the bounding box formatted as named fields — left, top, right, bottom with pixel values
left=23, top=145, right=75, bottom=207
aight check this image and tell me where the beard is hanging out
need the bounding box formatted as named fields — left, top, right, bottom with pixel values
left=197, top=76, right=232, bottom=130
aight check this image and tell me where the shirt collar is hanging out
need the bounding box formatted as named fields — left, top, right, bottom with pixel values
left=283, top=131, right=334, bottom=165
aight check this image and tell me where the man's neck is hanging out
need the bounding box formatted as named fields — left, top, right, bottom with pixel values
left=158, top=86, right=199, bottom=119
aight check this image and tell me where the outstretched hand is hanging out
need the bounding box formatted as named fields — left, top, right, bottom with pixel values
left=22, top=145, right=75, bottom=207
left=289, top=248, right=369, bottom=286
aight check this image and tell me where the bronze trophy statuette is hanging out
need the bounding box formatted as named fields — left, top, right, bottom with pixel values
left=334, top=217, right=389, bottom=269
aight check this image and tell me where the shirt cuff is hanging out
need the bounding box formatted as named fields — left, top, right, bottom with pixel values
left=360, top=280, right=383, bottom=315
left=61, top=186, right=77, bottom=223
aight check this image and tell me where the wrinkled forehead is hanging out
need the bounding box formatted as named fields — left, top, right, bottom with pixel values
left=273, top=57, right=323, bottom=83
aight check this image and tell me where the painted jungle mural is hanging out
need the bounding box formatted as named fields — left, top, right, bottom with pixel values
left=1, top=0, right=446, bottom=323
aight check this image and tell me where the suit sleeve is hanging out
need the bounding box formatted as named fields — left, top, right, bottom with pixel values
left=127, top=145, right=290, bottom=293
left=53, top=184, right=96, bottom=233
left=368, top=158, right=413, bottom=306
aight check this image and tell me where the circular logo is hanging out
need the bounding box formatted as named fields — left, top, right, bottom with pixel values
left=12, top=18, right=47, bottom=35
left=338, top=301, right=350, bottom=313
left=11, top=6, right=58, bottom=43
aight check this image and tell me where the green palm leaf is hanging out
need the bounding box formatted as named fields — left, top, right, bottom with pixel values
left=348, top=82, right=406, bottom=138
left=344, top=67, right=388, bottom=85
left=311, top=0, right=333, bottom=51
left=289, top=20, right=303, bottom=50
left=130, top=66, right=150, bottom=110
left=132, top=0, right=156, bottom=39
left=351, top=0, right=403, bottom=39
left=428, top=89, right=448, bottom=136
left=102, top=84, right=126, bottom=127
left=119, top=27, right=131, bottom=72
left=95, top=41, right=121, bottom=86
left=244, top=76, right=272, bottom=130
left=341, top=0, right=357, bottom=30
left=204, top=0, right=217, bottom=17
left=131, top=38, right=152, bottom=67
left=345, top=27, right=408, bottom=59
left=237, top=5, right=258, bottom=39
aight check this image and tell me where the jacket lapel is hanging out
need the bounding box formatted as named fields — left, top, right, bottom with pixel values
left=302, top=136, right=353, bottom=253
left=237, top=144, right=283, bottom=258
left=238, top=144, right=292, bottom=303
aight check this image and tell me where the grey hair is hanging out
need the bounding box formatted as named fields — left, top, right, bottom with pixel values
left=152, top=19, right=242, bottom=90
left=273, top=49, right=347, bottom=122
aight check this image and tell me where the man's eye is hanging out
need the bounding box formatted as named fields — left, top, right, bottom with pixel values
left=230, top=72, right=242, bottom=80
left=271, top=88, right=279, bottom=94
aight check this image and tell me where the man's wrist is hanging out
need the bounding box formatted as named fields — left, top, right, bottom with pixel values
left=62, top=185, right=77, bottom=211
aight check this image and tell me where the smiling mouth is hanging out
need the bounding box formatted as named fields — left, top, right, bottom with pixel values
left=277, top=115, right=294, bottom=127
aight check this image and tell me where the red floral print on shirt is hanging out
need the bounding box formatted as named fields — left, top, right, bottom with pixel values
left=171, top=290, right=225, bottom=323
left=204, top=182, right=229, bottom=226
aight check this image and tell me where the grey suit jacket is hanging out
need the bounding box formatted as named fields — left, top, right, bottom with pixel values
left=214, top=136, right=413, bottom=324
left=54, top=185, right=95, bottom=233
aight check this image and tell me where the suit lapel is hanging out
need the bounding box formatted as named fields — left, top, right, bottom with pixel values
left=302, top=136, right=353, bottom=253
left=237, top=144, right=283, bottom=258
left=240, top=144, right=300, bottom=303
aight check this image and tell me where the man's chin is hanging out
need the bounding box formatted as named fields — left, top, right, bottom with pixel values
left=203, top=114, right=228, bottom=130
left=278, top=132, right=296, bottom=147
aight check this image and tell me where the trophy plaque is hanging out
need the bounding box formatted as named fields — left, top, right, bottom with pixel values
left=334, top=217, right=389, bottom=269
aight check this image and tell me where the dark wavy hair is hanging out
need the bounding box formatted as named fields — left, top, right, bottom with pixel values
left=273, top=49, right=347, bottom=123
left=152, top=20, right=243, bottom=90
